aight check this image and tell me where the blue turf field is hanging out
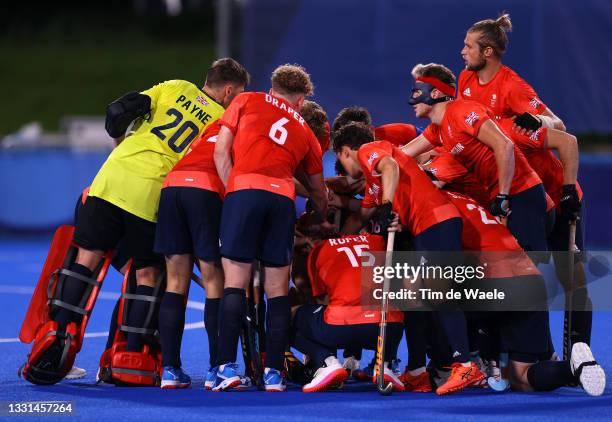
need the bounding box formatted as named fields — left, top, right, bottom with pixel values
left=1, top=237, right=611, bottom=421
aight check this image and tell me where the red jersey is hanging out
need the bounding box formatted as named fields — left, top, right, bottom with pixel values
left=358, top=141, right=460, bottom=236
left=219, top=92, right=323, bottom=200
left=496, top=118, right=584, bottom=207
left=307, top=233, right=403, bottom=325
left=162, top=120, right=225, bottom=196
left=426, top=149, right=491, bottom=207
left=422, top=100, right=541, bottom=199
left=457, top=65, right=547, bottom=120
left=444, top=191, right=540, bottom=278
left=375, top=123, right=418, bottom=147
left=458, top=66, right=577, bottom=208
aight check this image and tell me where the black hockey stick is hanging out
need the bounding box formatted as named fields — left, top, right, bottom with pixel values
left=563, top=220, right=577, bottom=361
left=240, top=266, right=264, bottom=388
left=375, top=231, right=395, bottom=396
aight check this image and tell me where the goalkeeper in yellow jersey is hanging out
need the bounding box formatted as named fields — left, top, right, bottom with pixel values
left=20, top=58, right=249, bottom=385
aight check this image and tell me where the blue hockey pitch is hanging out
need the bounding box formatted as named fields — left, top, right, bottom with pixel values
left=0, top=237, right=611, bottom=421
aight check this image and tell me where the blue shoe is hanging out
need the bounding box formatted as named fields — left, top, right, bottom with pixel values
left=264, top=367, right=286, bottom=392
left=212, top=363, right=242, bottom=392
left=204, top=367, right=217, bottom=390
left=161, top=366, right=191, bottom=389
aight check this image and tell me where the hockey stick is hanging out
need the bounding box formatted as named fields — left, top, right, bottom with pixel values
left=250, top=264, right=264, bottom=387
left=563, top=220, right=577, bottom=361
left=191, top=271, right=204, bottom=289
left=375, top=231, right=396, bottom=396
left=239, top=265, right=264, bottom=388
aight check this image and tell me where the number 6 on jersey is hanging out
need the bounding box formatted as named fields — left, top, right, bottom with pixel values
left=269, top=118, right=289, bottom=145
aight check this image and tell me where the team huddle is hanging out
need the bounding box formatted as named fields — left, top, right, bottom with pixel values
left=18, top=14, right=606, bottom=396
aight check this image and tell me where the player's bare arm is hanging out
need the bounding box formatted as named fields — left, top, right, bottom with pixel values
left=376, top=156, right=400, bottom=204
left=546, top=129, right=579, bottom=185
left=213, top=125, right=234, bottom=186
left=400, top=133, right=434, bottom=157
left=476, top=119, right=515, bottom=195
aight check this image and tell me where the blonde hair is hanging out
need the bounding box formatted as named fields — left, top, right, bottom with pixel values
left=271, top=64, right=314, bottom=96
left=411, top=63, right=456, bottom=87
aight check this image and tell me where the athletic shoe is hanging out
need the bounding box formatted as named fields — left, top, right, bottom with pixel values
left=235, top=375, right=253, bottom=391
left=399, top=369, right=432, bottom=392
left=372, top=363, right=405, bottom=392
left=264, top=367, right=286, bottom=392
left=470, top=354, right=488, bottom=388
left=352, top=359, right=375, bottom=381
left=303, top=357, right=349, bottom=393
left=161, top=366, right=191, bottom=389
left=426, top=362, right=451, bottom=389
left=204, top=367, right=217, bottom=390
left=342, top=356, right=360, bottom=377
left=65, top=365, right=87, bottom=380
left=436, top=362, right=485, bottom=396
left=212, top=363, right=242, bottom=392
left=570, top=342, right=606, bottom=396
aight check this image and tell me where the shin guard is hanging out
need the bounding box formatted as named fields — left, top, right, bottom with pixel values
left=19, top=225, right=113, bottom=385
left=106, top=261, right=165, bottom=386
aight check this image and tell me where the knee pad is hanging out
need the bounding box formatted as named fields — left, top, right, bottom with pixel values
left=101, top=260, right=165, bottom=386
left=19, top=225, right=113, bottom=385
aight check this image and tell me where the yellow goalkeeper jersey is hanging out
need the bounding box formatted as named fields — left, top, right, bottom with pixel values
left=89, top=79, right=224, bottom=222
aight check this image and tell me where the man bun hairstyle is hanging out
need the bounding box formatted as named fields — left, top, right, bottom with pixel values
left=271, top=64, right=314, bottom=96
left=332, top=121, right=374, bottom=153
left=332, top=106, right=372, bottom=133
left=205, top=57, right=250, bottom=88
left=411, top=63, right=456, bottom=88
left=468, top=13, right=512, bottom=57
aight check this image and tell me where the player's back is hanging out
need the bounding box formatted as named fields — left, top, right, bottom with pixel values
left=444, top=190, right=520, bottom=252
left=307, top=234, right=403, bottom=324
left=163, top=121, right=225, bottom=196
left=90, top=79, right=225, bottom=222
left=171, top=120, right=221, bottom=175
left=222, top=92, right=321, bottom=199
left=444, top=190, right=539, bottom=278
left=117, top=80, right=224, bottom=163
left=375, top=123, right=418, bottom=147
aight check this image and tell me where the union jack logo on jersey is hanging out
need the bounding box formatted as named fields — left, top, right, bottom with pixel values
left=196, top=96, right=209, bottom=106
left=529, top=97, right=541, bottom=110
left=465, top=111, right=479, bottom=126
